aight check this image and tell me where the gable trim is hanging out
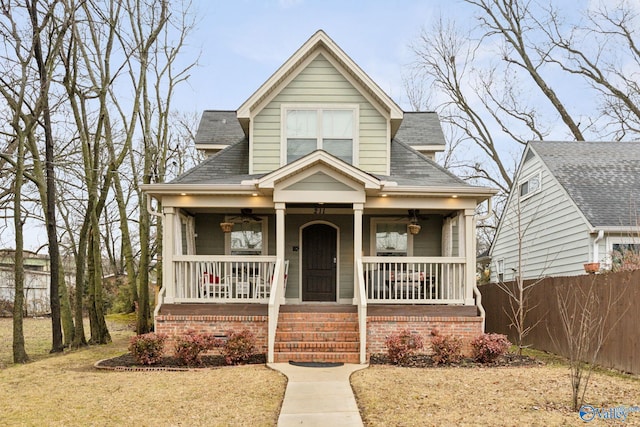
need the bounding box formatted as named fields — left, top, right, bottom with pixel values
left=255, top=150, right=381, bottom=190
left=237, top=30, right=403, bottom=124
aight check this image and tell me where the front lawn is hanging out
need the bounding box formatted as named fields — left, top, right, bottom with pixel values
left=0, top=317, right=286, bottom=426
left=352, top=357, right=640, bottom=426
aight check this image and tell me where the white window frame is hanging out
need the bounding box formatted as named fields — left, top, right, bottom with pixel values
left=605, top=236, right=640, bottom=268
left=495, top=259, right=505, bottom=282
left=370, top=218, right=414, bottom=256
left=281, top=104, right=359, bottom=166
left=224, top=216, right=268, bottom=255
left=519, top=171, right=542, bottom=200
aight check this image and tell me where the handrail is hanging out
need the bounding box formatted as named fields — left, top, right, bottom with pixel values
left=355, top=258, right=367, bottom=364
left=153, top=284, right=166, bottom=331
left=473, top=283, right=486, bottom=332
left=267, top=258, right=283, bottom=364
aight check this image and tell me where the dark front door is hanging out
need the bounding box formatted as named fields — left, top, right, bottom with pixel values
left=302, top=224, right=337, bottom=302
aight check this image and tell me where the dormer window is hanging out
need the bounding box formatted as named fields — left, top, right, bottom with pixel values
left=283, top=105, right=357, bottom=165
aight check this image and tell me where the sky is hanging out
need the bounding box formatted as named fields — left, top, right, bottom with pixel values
left=171, top=0, right=476, bottom=113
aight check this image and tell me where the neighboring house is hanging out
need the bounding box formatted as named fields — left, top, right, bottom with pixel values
left=0, top=249, right=51, bottom=316
left=142, top=30, right=496, bottom=363
left=490, top=141, right=640, bottom=283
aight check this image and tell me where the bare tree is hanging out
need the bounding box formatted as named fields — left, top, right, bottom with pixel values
left=410, top=0, right=640, bottom=223
left=553, top=273, right=630, bottom=411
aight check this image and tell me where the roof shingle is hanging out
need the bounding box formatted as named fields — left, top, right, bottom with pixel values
left=531, top=141, right=640, bottom=227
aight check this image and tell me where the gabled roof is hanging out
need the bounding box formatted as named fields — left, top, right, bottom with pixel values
left=236, top=30, right=403, bottom=136
left=194, top=110, right=446, bottom=149
left=194, top=110, right=244, bottom=146
left=168, top=135, right=490, bottom=197
left=530, top=141, right=640, bottom=228
left=394, top=112, right=446, bottom=149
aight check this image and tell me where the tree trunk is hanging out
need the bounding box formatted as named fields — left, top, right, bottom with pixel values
left=12, top=135, right=29, bottom=364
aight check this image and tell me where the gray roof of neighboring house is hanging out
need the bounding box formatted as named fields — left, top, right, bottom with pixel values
left=173, top=110, right=466, bottom=188
left=531, top=141, right=640, bottom=228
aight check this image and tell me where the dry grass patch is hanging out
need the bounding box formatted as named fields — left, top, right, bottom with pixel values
left=352, top=364, right=640, bottom=426
left=0, top=317, right=286, bottom=426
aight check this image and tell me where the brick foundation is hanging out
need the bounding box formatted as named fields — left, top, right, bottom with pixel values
left=366, top=315, right=483, bottom=356
left=155, top=314, right=268, bottom=354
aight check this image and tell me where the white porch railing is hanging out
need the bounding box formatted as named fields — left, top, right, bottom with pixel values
left=354, top=259, right=367, bottom=364
left=172, top=255, right=277, bottom=303
left=267, top=258, right=285, bottom=363
left=362, top=256, right=467, bottom=304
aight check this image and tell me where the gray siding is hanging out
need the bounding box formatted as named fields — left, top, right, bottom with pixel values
left=490, top=152, right=591, bottom=282
left=413, top=215, right=443, bottom=256
left=194, top=213, right=275, bottom=255
left=252, top=53, right=388, bottom=174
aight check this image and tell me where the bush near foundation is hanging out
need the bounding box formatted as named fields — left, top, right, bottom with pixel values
left=173, top=330, right=222, bottom=366
left=430, top=329, right=462, bottom=365
left=129, top=333, right=167, bottom=365
left=470, top=333, right=511, bottom=363
left=385, top=329, right=424, bottom=365
left=221, top=329, right=257, bottom=365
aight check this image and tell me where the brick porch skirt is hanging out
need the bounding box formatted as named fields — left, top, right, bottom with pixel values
left=366, top=315, right=484, bottom=356
left=155, top=314, right=269, bottom=354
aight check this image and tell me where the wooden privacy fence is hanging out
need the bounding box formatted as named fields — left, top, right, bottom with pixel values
left=480, top=270, right=640, bottom=375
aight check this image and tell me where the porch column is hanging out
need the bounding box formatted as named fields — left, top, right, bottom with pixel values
left=163, top=207, right=176, bottom=303
left=463, top=209, right=475, bottom=305
left=275, top=202, right=286, bottom=303
left=353, top=203, right=363, bottom=302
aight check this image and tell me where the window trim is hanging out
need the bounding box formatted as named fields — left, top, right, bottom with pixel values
left=519, top=171, right=542, bottom=200
left=281, top=104, right=359, bottom=166
left=605, top=236, right=640, bottom=268
left=224, top=216, right=268, bottom=255
left=495, top=258, right=505, bottom=282
left=369, top=218, right=414, bottom=256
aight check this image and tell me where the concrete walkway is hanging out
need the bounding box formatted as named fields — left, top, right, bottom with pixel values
left=268, top=363, right=368, bottom=426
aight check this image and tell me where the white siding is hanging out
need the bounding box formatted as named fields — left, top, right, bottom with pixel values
left=252, top=53, right=387, bottom=174
left=490, top=151, right=591, bottom=282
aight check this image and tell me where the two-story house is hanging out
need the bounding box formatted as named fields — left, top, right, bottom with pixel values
left=142, top=30, right=496, bottom=363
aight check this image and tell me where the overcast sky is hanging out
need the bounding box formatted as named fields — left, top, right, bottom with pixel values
left=172, top=0, right=478, bottom=112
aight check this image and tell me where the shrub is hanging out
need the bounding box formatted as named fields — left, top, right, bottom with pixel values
left=173, top=330, right=221, bottom=366
left=471, top=333, right=511, bottom=363
left=221, top=329, right=257, bottom=365
left=430, top=329, right=462, bottom=365
left=129, top=333, right=167, bottom=365
left=384, top=329, right=424, bottom=365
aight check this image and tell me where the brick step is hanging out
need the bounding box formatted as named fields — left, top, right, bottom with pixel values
left=275, top=331, right=360, bottom=342
left=276, top=321, right=359, bottom=332
left=275, top=341, right=360, bottom=352
left=277, top=313, right=358, bottom=322
left=273, top=351, right=360, bottom=364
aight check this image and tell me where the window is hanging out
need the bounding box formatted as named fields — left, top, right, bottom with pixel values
left=284, top=106, right=356, bottom=164
left=611, top=241, right=640, bottom=270
left=519, top=172, right=541, bottom=199
left=371, top=220, right=412, bottom=256
left=496, top=259, right=504, bottom=282
left=226, top=220, right=266, bottom=255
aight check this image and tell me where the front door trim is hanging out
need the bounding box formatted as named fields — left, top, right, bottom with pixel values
left=298, top=220, right=340, bottom=303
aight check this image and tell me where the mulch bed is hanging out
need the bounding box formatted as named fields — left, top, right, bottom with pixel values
left=95, top=353, right=266, bottom=371
left=96, top=352, right=540, bottom=370
left=369, top=352, right=543, bottom=368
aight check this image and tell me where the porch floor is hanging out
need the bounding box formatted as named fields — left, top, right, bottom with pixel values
left=158, top=303, right=268, bottom=316
left=158, top=303, right=478, bottom=317
left=367, top=304, right=478, bottom=317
